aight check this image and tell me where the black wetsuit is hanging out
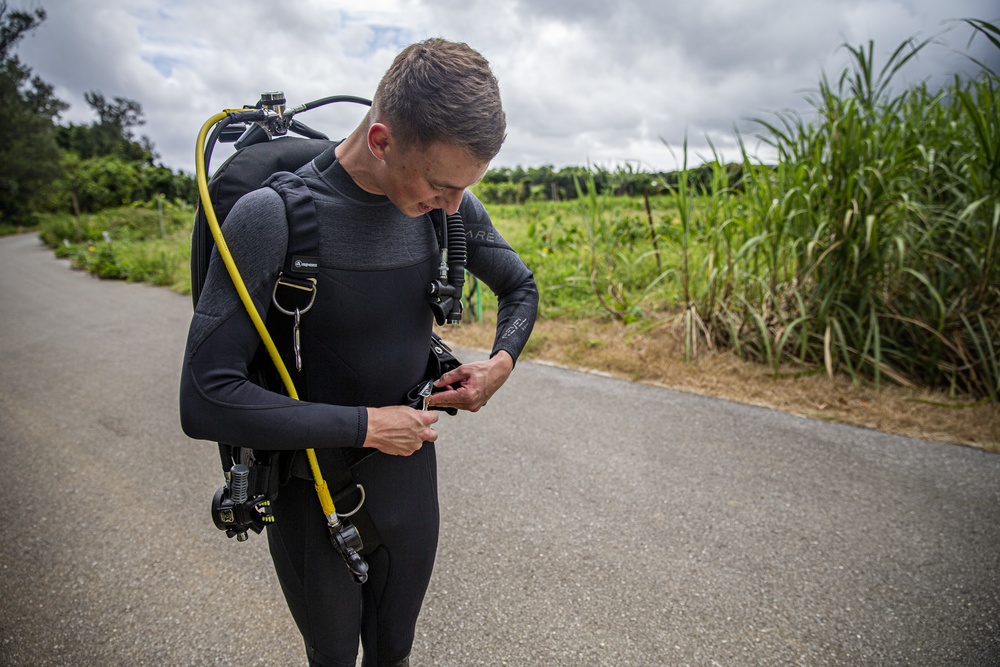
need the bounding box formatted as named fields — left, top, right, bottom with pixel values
left=179, top=149, right=537, bottom=666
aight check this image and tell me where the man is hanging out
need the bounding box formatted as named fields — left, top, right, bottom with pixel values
left=180, top=38, right=537, bottom=666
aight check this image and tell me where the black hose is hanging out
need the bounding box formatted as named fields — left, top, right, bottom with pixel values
left=289, top=119, right=329, bottom=140
left=296, top=95, right=372, bottom=113
left=203, top=117, right=230, bottom=175
left=445, top=213, right=466, bottom=323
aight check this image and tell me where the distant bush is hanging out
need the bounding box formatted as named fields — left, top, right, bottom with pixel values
left=39, top=200, right=194, bottom=292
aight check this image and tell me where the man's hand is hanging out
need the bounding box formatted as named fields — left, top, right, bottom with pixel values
left=364, top=405, right=439, bottom=456
left=425, top=350, right=514, bottom=413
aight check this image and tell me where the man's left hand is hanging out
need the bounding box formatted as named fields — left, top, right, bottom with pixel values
left=425, top=350, right=514, bottom=412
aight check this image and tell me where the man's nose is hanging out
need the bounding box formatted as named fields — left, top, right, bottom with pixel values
left=438, top=190, right=464, bottom=215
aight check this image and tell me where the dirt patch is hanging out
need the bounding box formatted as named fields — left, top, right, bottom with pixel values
left=440, top=317, right=1000, bottom=453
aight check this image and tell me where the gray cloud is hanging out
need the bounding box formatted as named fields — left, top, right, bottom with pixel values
left=16, top=0, right=999, bottom=173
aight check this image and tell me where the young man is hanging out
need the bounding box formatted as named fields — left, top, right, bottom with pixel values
left=180, top=39, right=537, bottom=666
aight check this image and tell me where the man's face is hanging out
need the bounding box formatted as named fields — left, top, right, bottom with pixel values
left=381, top=139, right=489, bottom=218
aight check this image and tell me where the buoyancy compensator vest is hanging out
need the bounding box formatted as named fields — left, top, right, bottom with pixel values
left=193, top=92, right=464, bottom=582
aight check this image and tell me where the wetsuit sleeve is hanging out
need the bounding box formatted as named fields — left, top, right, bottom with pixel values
left=460, top=192, right=538, bottom=364
left=179, top=187, right=368, bottom=450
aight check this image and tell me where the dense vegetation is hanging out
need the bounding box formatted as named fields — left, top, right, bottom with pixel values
left=10, top=2, right=998, bottom=402
left=501, top=23, right=999, bottom=401
left=0, top=2, right=195, bottom=234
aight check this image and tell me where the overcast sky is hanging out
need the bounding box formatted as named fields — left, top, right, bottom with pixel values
left=15, top=0, right=1000, bottom=175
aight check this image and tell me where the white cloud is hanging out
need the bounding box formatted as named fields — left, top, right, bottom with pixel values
left=16, top=0, right=999, bottom=174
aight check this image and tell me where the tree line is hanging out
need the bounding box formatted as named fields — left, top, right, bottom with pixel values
left=0, top=2, right=196, bottom=228
left=476, top=162, right=745, bottom=204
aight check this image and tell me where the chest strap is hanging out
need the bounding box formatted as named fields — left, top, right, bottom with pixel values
left=265, top=172, right=321, bottom=314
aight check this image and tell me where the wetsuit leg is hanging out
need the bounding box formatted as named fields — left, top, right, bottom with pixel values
left=267, top=475, right=363, bottom=667
left=268, top=445, right=440, bottom=667
left=355, top=445, right=440, bottom=666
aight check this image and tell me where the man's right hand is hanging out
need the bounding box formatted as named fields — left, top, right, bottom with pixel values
left=363, top=405, right=439, bottom=456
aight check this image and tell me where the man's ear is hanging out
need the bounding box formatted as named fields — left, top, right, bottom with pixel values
left=367, top=123, right=392, bottom=160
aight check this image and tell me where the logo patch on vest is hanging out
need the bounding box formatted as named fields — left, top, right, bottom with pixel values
left=291, top=255, right=319, bottom=274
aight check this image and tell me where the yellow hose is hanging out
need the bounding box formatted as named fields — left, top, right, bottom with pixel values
left=195, top=112, right=337, bottom=520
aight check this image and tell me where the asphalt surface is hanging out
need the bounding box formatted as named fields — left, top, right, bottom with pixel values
left=1, top=231, right=998, bottom=667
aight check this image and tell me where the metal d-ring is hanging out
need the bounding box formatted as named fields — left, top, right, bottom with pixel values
left=336, top=484, right=366, bottom=518
left=272, top=275, right=317, bottom=316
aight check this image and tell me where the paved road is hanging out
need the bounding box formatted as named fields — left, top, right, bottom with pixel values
left=1, top=232, right=998, bottom=667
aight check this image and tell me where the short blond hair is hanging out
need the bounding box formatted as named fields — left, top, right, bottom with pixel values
left=371, top=38, right=506, bottom=162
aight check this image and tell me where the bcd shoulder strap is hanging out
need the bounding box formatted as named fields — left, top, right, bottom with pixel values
left=260, top=166, right=383, bottom=554
left=265, top=170, right=322, bottom=314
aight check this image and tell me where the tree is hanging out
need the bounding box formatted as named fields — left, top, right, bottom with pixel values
left=56, top=92, right=153, bottom=163
left=51, top=91, right=196, bottom=211
left=0, top=2, right=66, bottom=225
